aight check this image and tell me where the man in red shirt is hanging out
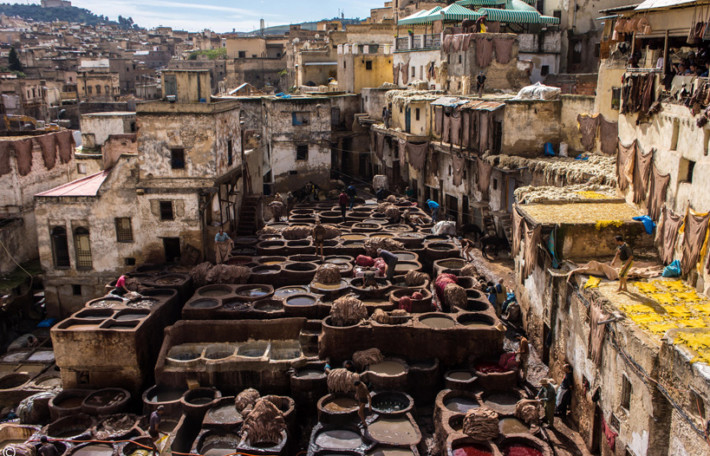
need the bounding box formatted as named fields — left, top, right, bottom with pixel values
left=339, top=191, right=349, bottom=223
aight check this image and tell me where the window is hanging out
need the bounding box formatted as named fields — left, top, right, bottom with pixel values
left=458, top=54, right=462, bottom=64
left=690, top=390, right=706, bottom=419
left=541, top=65, right=550, bottom=76
left=160, top=201, right=174, bottom=220
left=228, top=140, right=233, bottom=166
left=415, top=108, right=420, bottom=121
left=124, top=257, right=136, bottom=266
left=411, top=67, right=416, bottom=77
left=493, top=178, right=498, bottom=191
left=77, top=163, right=87, bottom=174
left=87, top=86, right=92, bottom=95
left=115, top=217, right=133, bottom=242
left=96, top=85, right=101, bottom=94
left=611, top=87, right=622, bottom=111
left=32, top=88, right=36, bottom=98
left=365, top=60, right=373, bottom=70
left=238, top=51, right=246, bottom=58
left=671, top=119, right=680, bottom=150
left=571, top=40, right=583, bottom=64
left=170, top=148, right=185, bottom=169
left=72, top=285, right=82, bottom=296
left=296, top=144, right=309, bottom=161
left=679, top=158, right=695, bottom=183
left=289, top=170, right=298, bottom=175
left=292, top=112, right=310, bottom=126
left=621, top=375, right=632, bottom=410
left=51, top=226, right=70, bottom=268
left=331, top=107, right=341, bottom=126
left=73, top=227, right=92, bottom=270
left=164, top=74, right=177, bottom=96
left=343, top=60, right=347, bottom=69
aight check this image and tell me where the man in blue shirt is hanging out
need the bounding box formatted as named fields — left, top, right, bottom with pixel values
left=426, top=199, right=440, bottom=222
left=214, top=227, right=233, bottom=264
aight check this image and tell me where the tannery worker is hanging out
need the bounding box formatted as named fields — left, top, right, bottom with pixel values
left=312, top=220, right=327, bottom=261
left=38, top=436, right=59, bottom=456
left=377, top=249, right=399, bottom=282
left=354, top=380, right=371, bottom=428
left=149, top=405, right=165, bottom=439
left=537, top=378, right=556, bottom=428
left=112, top=274, right=129, bottom=296
left=214, top=227, right=233, bottom=264
left=426, top=199, right=440, bottom=222
left=339, top=190, right=349, bottom=223
left=460, top=237, right=475, bottom=262
left=611, top=235, right=633, bottom=293
left=517, top=335, right=529, bottom=380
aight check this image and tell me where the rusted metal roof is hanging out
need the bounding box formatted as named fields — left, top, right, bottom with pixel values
left=462, top=100, right=506, bottom=111
left=36, top=170, right=109, bottom=197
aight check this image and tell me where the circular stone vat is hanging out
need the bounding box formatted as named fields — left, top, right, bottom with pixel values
left=87, top=297, right=124, bottom=309
left=250, top=265, right=282, bottom=279
left=285, top=294, right=318, bottom=307
left=317, top=394, right=359, bottom=421
left=167, top=345, right=203, bottom=363
left=82, top=388, right=130, bottom=415
left=462, top=299, right=490, bottom=312
left=234, top=284, right=274, bottom=300
left=204, top=344, right=236, bottom=361
left=70, top=443, right=115, bottom=456
left=498, top=436, right=549, bottom=456
left=114, top=309, right=150, bottom=321
left=310, top=280, right=350, bottom=295
left=256, top=256, right=287, bottom=266
left=183, top=388, right=220, bottom=406
left=274, top=285, right=310, bottom=300
left=50, top=390, right=91, bottom=419
left=419, top=314, right=456, bottom=329
left=368, top=417, right=420, bottom=446
left=367, top=448, right=415, bottom=456
left=445, top=370, right=477, bottom=391
left=499, top=417, right=529, bottom=435
left=187, top=298, right=221, bottom=309
left=75, top=309, right=114, bottom=320
left=482, top=392, right=520, bottom=415
left=371, top=391, right=413, bottom=416
left=294, top=367, right=326, bottom=380
left=46, top=414, right=94, bottom=439
left=237, top=341, right=268, bottom=358
left=289, top=254, right=320, bottom=263
left=283, top=262, right=318, bottom=282
left=143, top=385, right=186, bottom=413
left=457, top=313, right=495, bottom=328
left=341, top=233, right=368, bottom=241
left=253, top=299, right=283, bottom=312
left=0, top=373, right=30, bottom=390
left=314, top=428, right=363, bottom=451
left=450, top=440, right=495, bottom=456
left=370, top=232, right=394, bottom=239
left=197, top=285, right=233, bottom=298
left=393, top=261, right=421, bottom=275
left=224, top=255, right=254, bottom=266
left=392, top=251, right=418, bottom=262
left=444, top=396, right=480, bottom=414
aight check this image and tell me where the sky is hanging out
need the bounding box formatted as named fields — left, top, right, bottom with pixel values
left=28, top=0, right=385, bottom=32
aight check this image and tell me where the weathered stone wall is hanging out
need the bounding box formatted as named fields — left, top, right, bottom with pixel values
left=362, top=87, right=391, bottom=120
left=502, top=100, right=561, bottom=157
left=594, top=60, right=626, bottom=123
left=560, top=94, right=595, bottom=153
left=80, top=113, right=135, bottom=149
left=393, top=49, right=443, bottom=90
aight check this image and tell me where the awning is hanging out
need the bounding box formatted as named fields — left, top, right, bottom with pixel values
left=434, top=3, right=484, bottom=21
left=398, top=6, right=443, bottom=25
left=463, top=100, right=506, bottom=111
left=36, top=170, right=110, bottom=197
left=303, top=61, right=337, bottom=66
left=456, top=0, right=506, bottom=6
left=635, top=0, right=696, bottom=9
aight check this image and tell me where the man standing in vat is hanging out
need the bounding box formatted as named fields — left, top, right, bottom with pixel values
left=149, top=405, right=165, bottom=440
left=354, top=380, right=371, bottom=428
left=38, top=436, right=59, bottom=456
left=214, top=227, right=233, bottom=264
left=377, top=249, right=399, bottom=282
left=313, top=221, right=327, bottom=262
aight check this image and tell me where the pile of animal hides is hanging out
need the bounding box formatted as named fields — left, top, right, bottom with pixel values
left=463, top=407, right=500, bottom=441
left=327, top=368, right=360, bottom=393
left=242, top=398, right=286, bottom=446
left=353, top=348, right=385, bottom=370
left=314, top=264, right=341, bottom=285
left=330, top=295, right=368, bottom=326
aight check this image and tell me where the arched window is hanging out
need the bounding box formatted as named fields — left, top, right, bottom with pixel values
left=73, top=227, right=92, bottom=270
left=51, top=226, right=70, bottom=268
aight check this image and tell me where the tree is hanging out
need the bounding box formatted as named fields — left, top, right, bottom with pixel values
left=8, top=47, right=22, bottom=72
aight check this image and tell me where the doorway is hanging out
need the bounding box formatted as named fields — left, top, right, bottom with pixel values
left=163, top=238, right=181, bottom=263
left=446, top=194, right=459, bottom=222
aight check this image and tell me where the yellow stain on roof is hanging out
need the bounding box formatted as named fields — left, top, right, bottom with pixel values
left=598, top=279, right=710, bottom=364
left=575, top=191, right=610, bottom=200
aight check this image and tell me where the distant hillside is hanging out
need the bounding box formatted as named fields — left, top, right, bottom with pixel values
left=242, top=18, right=363, bottom=36
left=0, top=3, right=118, bottom=26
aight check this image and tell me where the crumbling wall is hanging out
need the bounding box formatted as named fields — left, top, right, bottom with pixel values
left=502, top=99, right=561, bottom=157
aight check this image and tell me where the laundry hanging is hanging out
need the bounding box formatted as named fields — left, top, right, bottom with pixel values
left=522, top=221, right=542, bottom=278
left=55, top=130, right=75, bottom=164
left=477, top=157, right=492, bottom=197
left=375, top=132, right=386, bottom=161
left=407, top=142, right=428, bottom=172
left=512, top=206, right=525, bottom=257
left=434, top=107, right=443, bottom=136
left=493, top=37, right=514, bottom=64
left=599, top=115, right=618, bottom=156
left=475, top=36, right=494, bottom=68
left=36, top=134, right=57, bottom=170
left=657, top=207, right=683, bottom=265
left=617, top=140, right=636, bottom=192
left=452, top=154, right=466, bottom=186
left=633, top=146, right=653, bottom=204
left=443, top=112, right=451, bottom=144
left=12, top=138, right=33, bottom=176
left=0, top=141, right=10, bottom=176
left=681, top=210, right=710, bottom=275
left=577, top=114, right=600, bottom=151
left=647, top=163, right=670, bottom=221
left=450, top=111, right=462, bottom=146
left=461, top=111, right=471, bottom=148
left=589, top=299, right=609, bottom=366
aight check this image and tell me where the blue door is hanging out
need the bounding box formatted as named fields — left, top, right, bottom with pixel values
left=405, top=108, right=411, bottom=133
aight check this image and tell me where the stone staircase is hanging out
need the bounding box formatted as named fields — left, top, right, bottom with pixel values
left=236, top=195, right=261, bottom=236
left=500, top=212, right=513, bottom=245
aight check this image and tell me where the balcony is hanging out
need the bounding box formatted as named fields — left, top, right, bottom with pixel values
left=396, top=34, right=441, bottom=52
